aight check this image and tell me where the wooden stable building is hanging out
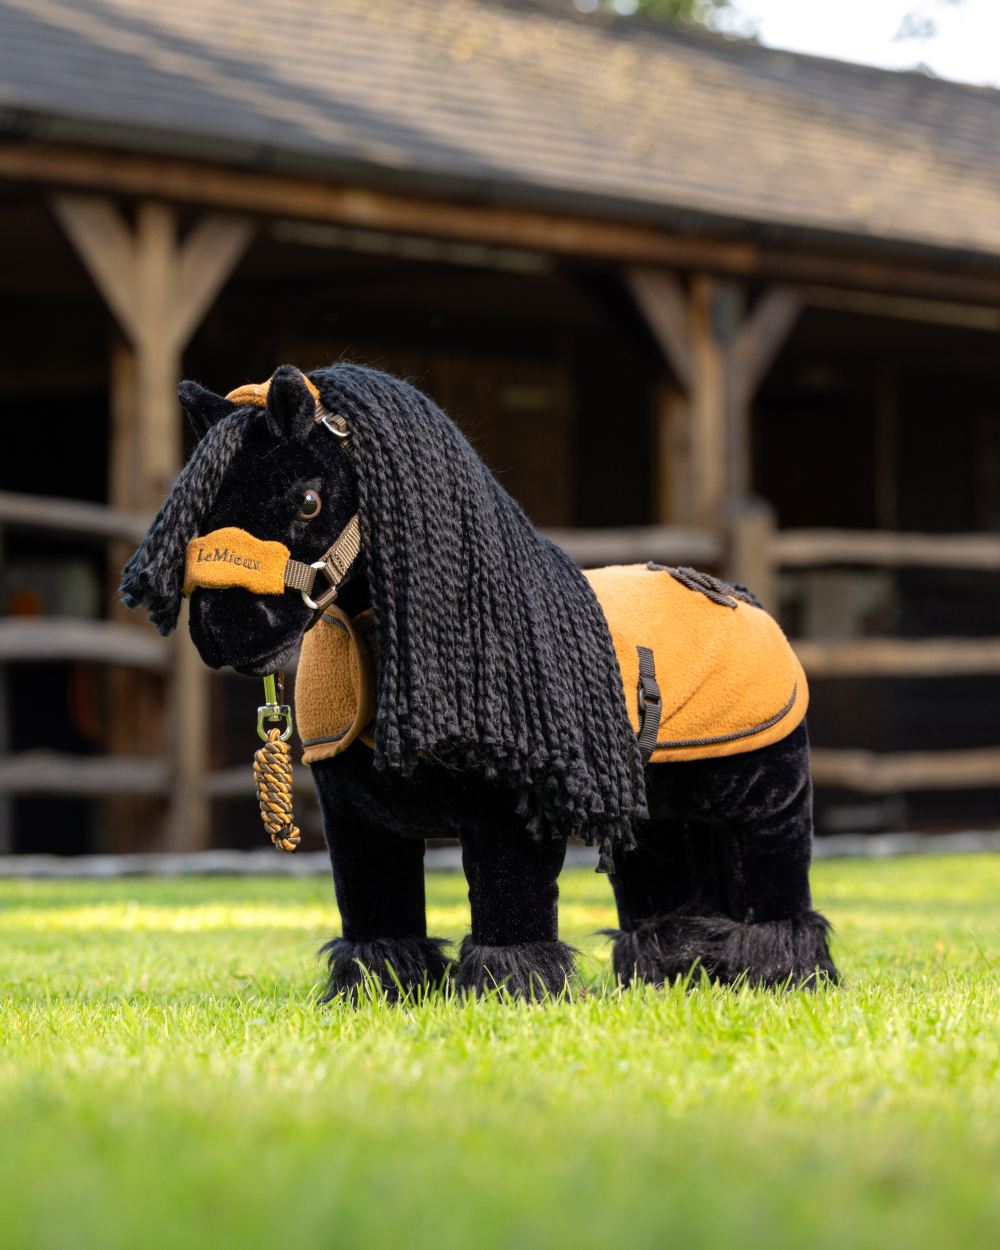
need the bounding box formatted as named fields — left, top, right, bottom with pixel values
left=1, top=0, right=999, bottom=855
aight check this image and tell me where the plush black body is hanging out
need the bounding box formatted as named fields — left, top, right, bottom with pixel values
left=122, top=363, right=838, bottom=999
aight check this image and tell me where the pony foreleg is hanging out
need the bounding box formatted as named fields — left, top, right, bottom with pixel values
left=455, top=823, right=574, bottom=998
left=313, top=758, right=449, bottom=1002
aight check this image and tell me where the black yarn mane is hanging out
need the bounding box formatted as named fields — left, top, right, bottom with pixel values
left=119, top=410, right=252, bottom=634
left=311, top=364, right=648, bottom=859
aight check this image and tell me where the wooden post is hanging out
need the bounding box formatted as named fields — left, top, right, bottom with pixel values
left=629, top=270, right=696, bottom=526
left=651, top=382, right=692, bottom=525
left=629, top=269, right=802, bottom=545
left=165, top=606, right=211, bottom=853
left=52, top=194, right=253, bottom=850
left=728, top=496, right=778, bottom=614
left=690, top=275, right=741, bottom=529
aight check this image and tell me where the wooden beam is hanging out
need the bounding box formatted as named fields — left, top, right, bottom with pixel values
left=732, top=286, right=803, bottom=410
left=773, top=528, right=1000, bottom=570
left=794, top=636, right=1000, bottom=677
left=801, top=285, right=1000, bottom=331
left=725, top=285, right=802, bottom=500
left=9, top=142, right=1000, bottom=303
left=810, top=747, right=1000, bottom=792
left=50, top=195, right=139, bottom=338
left=21, top=143, right=757, bottom=270
left=626, top=268, right=693, bottom=389
left=173, top=215, right=256, bottom=346
left=53, top=194, right=253, bottom=506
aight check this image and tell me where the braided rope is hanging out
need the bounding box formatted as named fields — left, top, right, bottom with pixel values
left=253, top=729, right=301, bottom=852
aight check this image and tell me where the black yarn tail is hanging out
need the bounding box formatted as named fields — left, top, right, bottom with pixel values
left=609, top=910, right=838, bottom=989
left=454, top=936, right=576, bottom=999
left=320, top=935, right=451, bottom=1003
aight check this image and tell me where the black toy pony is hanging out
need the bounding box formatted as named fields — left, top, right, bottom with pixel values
left=122, top=363, right=838, bottom=999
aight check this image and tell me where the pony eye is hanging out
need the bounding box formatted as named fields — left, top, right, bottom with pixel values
left=298, top=489, right=322, bottom=520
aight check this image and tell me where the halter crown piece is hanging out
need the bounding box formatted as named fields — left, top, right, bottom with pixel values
left=186, top=369, right=363, bottom=852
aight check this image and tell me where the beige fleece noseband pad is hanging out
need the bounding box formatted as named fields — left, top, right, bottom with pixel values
left=184, top=527, right=291, bottom=596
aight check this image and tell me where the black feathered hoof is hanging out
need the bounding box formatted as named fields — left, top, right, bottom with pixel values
left=454, top=936, right=576, bottom=999
left=320, top=935, right=451, bottom=1003
left=610, top=910, right=839, bottom=989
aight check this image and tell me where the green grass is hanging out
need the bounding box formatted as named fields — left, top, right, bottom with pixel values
left=1, top=855, right=997, bottom=1250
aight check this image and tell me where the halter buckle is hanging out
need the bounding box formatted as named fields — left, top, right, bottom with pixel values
left=257, top=702, right=293, bottom=743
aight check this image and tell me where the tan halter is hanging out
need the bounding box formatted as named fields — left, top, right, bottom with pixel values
left=183, top=371, right=362, bottom=613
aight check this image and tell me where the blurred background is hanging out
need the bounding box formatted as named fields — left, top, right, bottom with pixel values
left=0, top=0, right=998, bottom=858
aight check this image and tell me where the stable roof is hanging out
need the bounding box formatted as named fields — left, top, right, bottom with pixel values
left=2, top=0, right=999, bottom=259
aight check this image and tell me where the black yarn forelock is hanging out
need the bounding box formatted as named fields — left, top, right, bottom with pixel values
left=119, top=410, right=253, bottom=635
left=310, top=363, right=648, bottom=858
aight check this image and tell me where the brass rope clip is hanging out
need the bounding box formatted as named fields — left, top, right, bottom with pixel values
left=254, top=674, right=300, bottom=852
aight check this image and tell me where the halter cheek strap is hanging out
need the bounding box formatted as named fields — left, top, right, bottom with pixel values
left=283, top=513, right=362, bottom=611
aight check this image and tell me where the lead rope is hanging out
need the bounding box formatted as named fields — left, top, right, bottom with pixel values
left=253, top=672, right=300, bottom=852
left=251, top=402, right=353, bottom=853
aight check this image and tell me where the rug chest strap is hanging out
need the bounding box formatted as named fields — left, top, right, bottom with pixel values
left=636, top=645, right=661, bottom=763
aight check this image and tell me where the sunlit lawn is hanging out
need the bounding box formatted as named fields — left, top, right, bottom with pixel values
left=0, top=854, right=997, bottom=1250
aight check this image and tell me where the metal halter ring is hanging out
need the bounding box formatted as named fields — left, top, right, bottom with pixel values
left=301, top=560, right=342, bottom=612
left=320, top=411, right=350, bottom=438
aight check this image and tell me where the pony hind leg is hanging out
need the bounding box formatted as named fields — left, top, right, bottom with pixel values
left=608, top=817, right=726, bottom=986
left=455, top=823, right=574, bottom=999
left=610, top=725, right=839, bottom=989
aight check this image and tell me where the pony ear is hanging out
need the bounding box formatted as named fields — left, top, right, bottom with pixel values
left=179, top=381, right=237, bottom=440
left=264, top=365, right=317, bottom=442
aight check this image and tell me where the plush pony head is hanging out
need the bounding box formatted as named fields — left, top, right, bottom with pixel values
left=121, top=365, right=358, bottom=674
left=122, top=362, right=647, bottom=858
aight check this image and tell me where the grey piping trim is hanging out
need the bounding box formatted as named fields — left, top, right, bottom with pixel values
left=655, top=683, right=799, bottom=751
left=302, top=727, right=352, bottom=748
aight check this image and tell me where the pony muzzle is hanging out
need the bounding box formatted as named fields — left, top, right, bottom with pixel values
left=183, top=517, right=362, bottom=611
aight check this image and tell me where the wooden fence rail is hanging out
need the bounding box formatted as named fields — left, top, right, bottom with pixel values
left=732, top=507, right=1000, bottom=796
left=0, top=490, right=148, bottom=544
left=772, top=527, right=1000, bottom=570
left=792, top=637, right=1000, bottom=678
left=0, top=619, right=169, bottom=671
left=2, top=486, right=998, bottom=835
left=542, top=525, right=720, bottom=567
